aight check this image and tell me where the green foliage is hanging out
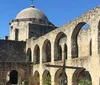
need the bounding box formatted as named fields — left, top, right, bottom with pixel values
left=23, top=80, right=29, bottom=85
left=33, top=77, right=39, bottom=85
left=22, top=76, right=40, bottom=85
left=43, top=75, right=51, bottom=85
left=78, top=78, right=92, bottom=85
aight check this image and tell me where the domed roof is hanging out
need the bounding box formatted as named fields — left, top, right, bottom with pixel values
left=16, top=5, right=48, bottom=21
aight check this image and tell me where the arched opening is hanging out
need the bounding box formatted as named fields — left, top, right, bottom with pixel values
left=72, top=68, right=92, bottom=85
left=71, top=22, right=90, bottom=58
left=64, top=44, right=67, bottom=59
left=33, top=71, right=40, bottom=85
left=42, top=39, right=51, bottom=63
left=90, top=39, right=92, bottom=56
left=34, top=45, right=40, bottom=64
left=58, top=45, right=62, bottom=60
left=27, top=48, right=32, bottom=61
left=54, top=32, right=67, bottom=61
left=55, top=69, right=67, bottom=85
left=10, top=70, right=18, bottom=84
left=42, top=70, right=51, bottom=85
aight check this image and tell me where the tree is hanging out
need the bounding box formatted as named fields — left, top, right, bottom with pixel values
left=78, top=78, right=92, bottom=85
left=43, top=75, right=51, bottom=85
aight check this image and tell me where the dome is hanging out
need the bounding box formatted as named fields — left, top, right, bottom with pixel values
left=16, top=5, right=48, bottom=21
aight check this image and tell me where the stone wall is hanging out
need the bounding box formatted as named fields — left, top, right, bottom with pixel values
left=26, top=6, right=100, bottom=85
left=29, top=23, right=55, bottom=39
left=0, top=40, right=26, bottom=62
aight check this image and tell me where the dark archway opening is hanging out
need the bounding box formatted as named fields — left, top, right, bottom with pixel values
left=72, top=69, right=92, bottom=85
left=64, top=44, right=67, bottom=59
left=33, top=71, right=40, bottom=85
left=10, top=70, right=18, bottom=84
left=42, top=70, right=51, bottom=85
left=55, top=69, right=67, bottom=85
left=42, top=39, right=51, bottom=63
left=54, top=32, right=67, bottom=61
left=27, top=48, right=32, bottom=61
left=58, top=45, right=62, bottom=60
left=34, top=45, right=40, bottom=64
left=71, top=22, right=90, bottom=58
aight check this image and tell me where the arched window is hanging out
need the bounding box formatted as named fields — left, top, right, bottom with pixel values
left=10, top=70, right=18, bottom=84
left=27, top=48, right=32, bottom=61
left=42, top=39, right=51, bottom=63
left=54, top=32, right=67, bottom=61
left=34, top=45, right=40, bottom=64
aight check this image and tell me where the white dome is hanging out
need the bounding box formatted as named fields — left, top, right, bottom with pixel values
left=16, top=6, right=48, bottom=21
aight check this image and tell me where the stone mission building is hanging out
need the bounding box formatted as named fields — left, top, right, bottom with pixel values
left=0, top=4, right=100, bottom=85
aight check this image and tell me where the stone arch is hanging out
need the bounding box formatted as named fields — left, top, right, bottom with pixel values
left=34, top=45, right=40, bottom=64
left=9, top=70, right=18, bottom=84
left=55, top=69, right=67, bottom=85
left=54, top=32, right=67, bottom=61
left=42, top=39, right=51, bottom=63
left=71, top=22, right=90, bottom=58
left=33, top=71, right=40, bottom=85
left=42, top=70, right=51, bottom=85
left=27, top=48, right=32, bottom=61
left=72, top=68, right=92, bottom=85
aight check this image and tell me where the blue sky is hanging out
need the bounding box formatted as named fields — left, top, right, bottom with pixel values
left=0, top=0, right=100, bottom=38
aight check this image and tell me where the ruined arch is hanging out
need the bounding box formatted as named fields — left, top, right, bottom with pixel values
left=27, top=48, right=32, bottom=61
left=10, top=70, right=18, bottom=84
left=71, top=22, right=90, bottom=58
left=33, top=71, right=40, bottom=85
left=34, top=45, right=40, bottom=64
left=54, top=32, right=67, bottom=61
left=55, top=69, right=67, bottom=85
left=72, top=68, right=92, bottom=85
left=42, top=39, right=51, bottom=63
left=42, top=70, right=51, bottom=85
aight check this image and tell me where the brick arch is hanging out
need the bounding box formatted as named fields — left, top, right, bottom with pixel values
left=42, top=70, right=51, bottom=85
left=72, top=68, right=92, bottom=85
left=54, top=69, right=67, bottom=85
left=71, top=22, right=91, bottom=58
left=33, top=44, right=40, bottom=64
left=54, top=32, right=67, bottom=61
left=42, top=39, right=51, bottom=63
left=27, top=48, right=32, bottom=61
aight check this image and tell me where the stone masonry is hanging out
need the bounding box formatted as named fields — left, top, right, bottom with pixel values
left=0, top=5, right=100, bottom=85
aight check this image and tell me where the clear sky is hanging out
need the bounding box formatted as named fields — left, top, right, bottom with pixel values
left=0, top=0, right=100, bottom=38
